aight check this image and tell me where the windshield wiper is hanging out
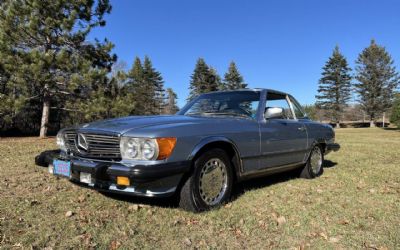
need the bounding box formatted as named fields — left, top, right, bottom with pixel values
left=201, top=112, right=251, bottom=118
left=186, top=111, right=251, bottom=119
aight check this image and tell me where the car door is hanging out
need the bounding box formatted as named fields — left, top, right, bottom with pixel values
left=258, top=92, right=308, bottom=169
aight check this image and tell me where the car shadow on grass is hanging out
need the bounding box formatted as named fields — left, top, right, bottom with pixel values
left=94, top=171, right=300, bottom=209
left=98, top=160, right=337, bottom=209
left=38, top=156, right=336, bottom=209
left=324, top=160, right=337, bottom=168
left=98, top=191, right=179, bottom=209
left=97, top=172, right=299, bottom=209
left=230, top=169, right=300, bottom=202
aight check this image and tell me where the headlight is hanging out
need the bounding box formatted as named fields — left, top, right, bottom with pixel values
left=56, top=131, right=67, bottom=151
left=120, top=137, right=176, bottom=161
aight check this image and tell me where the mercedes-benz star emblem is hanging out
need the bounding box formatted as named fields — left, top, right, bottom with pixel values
left=77, top=133, right=89, bottom=152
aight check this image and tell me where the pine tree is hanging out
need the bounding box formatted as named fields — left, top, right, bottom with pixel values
left=316, top=46, right=352, bottom=127
left=223, top=61, right=247, bottom=90
left=209, top=67, right=222, bottom=91
left=123, top=57, right=144, bottom=114
left=355, top=40, right=400, bottom=127
left=0, top=0, right=115, bottom=137
left=164, top=88, right=179, bottom=114
left=123, top=56, right=165, bottom=115
left=143, top=56, right=165, bottom=114
left=187, top=58, right=218, bottom=101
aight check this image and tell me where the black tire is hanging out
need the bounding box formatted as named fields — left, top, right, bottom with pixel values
left=300, top=144, right=324, bottom=179
left=179, top=148, right=233, bottom=212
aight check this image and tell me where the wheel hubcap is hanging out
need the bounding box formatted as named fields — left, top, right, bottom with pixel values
left=198, top=158, right=228, bottom=206
left=310, top=146, right=322, bottom=174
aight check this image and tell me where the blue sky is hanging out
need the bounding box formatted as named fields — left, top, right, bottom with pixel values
left=88, top=0, right=400, bottom=107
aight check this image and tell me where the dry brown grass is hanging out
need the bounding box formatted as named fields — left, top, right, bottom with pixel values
left=0, top=128, right=399, bottom=249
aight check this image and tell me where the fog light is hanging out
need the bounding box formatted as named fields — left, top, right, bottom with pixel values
left=117, top=176, right=130, bottom=186
left=48, top=164, right=54, bottom=174
left=80, top=172, right=92, bottom=184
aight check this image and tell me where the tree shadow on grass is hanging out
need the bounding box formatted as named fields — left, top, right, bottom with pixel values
left=383, top=127, right=400, bottom=131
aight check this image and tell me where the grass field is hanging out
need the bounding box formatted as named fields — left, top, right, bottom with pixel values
left=0, top=128, right=399, bottom=249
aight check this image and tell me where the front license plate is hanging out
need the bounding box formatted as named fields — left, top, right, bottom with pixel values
left=53, top=160, right=71, bottom=178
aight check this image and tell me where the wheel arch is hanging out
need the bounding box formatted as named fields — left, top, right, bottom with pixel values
left=304, top=138, right=327, bottom=162
left=188, top=137, right=242, bottom=182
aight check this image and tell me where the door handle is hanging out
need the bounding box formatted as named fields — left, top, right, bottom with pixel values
left=298, top=127, right=306, bottom=131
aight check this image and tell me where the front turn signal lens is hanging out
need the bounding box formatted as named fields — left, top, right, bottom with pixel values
left=117, top=176, right=130, bottom=186
left=156, top=137, right=177, bottom=160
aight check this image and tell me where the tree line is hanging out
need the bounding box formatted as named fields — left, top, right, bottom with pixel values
left=1, top=1, right=399, bottom=138
left=0, top=0, right=248, bottom=137
left=315, top=41, right=400, bottom=127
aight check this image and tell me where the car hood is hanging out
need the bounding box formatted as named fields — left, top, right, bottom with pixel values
left=76, top=115, right=231, bottom=134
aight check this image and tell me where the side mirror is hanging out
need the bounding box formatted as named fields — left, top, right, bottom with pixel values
left=265, top=107, right=284, bottom=119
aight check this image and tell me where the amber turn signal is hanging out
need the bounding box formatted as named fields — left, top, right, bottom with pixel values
left=156, top=137, right=177, bottom=160
left=117, top=176, right=130, bottom=186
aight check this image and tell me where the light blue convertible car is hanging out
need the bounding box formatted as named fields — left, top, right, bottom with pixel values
left=38, top=89, right=339, bottom=212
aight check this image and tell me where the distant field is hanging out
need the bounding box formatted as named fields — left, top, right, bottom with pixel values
left=0, top=128, right=399, bottom=249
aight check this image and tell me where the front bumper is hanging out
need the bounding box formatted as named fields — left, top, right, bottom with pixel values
left=36, top=150, right=191, bottom=197
left=325, top=143, right=340, bottom=154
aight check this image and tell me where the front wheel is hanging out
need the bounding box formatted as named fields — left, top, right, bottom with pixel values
left=300, top=145, right=324, bottom=179
left=179, top=148, right=233, bottom=212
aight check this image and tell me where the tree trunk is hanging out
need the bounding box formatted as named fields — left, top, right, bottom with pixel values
left=39, top=99, right=50, bottom=138
left=336, top=122, right=340, bottom=129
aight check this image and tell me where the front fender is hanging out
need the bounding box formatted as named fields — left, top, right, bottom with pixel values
left=187, top=136, right=241, bottom=161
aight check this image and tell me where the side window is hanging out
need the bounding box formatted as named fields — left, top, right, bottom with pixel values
left=288, top=96, right=306, bottom=119
left=265, top=93, right=294, bottom=119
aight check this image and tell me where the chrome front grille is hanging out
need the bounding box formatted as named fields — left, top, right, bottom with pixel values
left=64, top=131, right=121, bottom=160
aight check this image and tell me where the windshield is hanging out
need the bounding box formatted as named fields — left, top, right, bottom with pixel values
left=179, top=91, right=260, bottom=119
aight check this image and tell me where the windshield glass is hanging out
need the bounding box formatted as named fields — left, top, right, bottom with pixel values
left=180, top=91, right=260, bottom=119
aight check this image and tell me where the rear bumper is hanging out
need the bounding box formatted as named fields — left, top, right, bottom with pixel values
left=325, top=143, right=340, bottom=154
left=36, top=150, right=191, bottom=197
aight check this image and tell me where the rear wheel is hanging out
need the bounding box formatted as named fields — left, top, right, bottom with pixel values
left=300, top=145, right=324, bottom=179
left=179, top=148, right=233, bottom=212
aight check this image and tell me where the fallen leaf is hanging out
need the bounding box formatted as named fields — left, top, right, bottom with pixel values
left=277, top=216, right=286, bottom=226
left=128, top=204, right=139, bottom=212
left=319, top=232, right=328, bottom=240
left=65, top=211, right=74, bottom=217
left=77, top=195, right=86, bottom=203
left=30, top=200, right=39, bottom=206
left=224, top=203, right=232, bottom=208
left=110, top=240, right=121, bottom=250
left=329, top=237, right=340, bottom=243
left=183, top=238, right=192, bottom=246
left=339, top=219, right=350, bottom=225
